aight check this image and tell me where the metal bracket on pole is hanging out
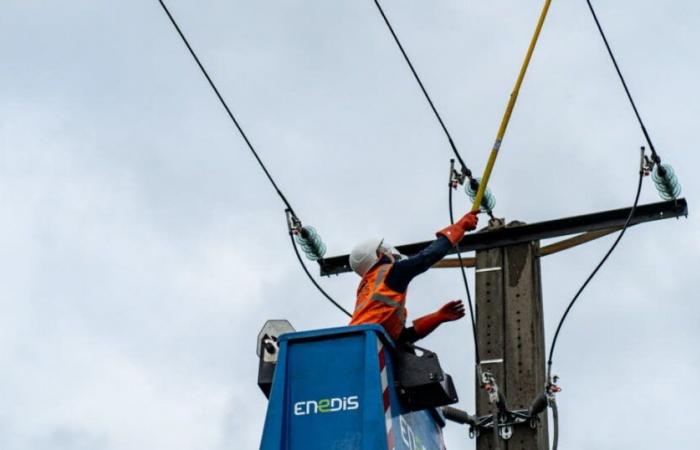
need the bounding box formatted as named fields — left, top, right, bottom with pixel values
left=466, top=408, right=536, bottom=440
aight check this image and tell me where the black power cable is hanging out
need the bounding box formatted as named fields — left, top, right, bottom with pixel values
left=289, top=232, right=352, bottom=318
left=551, top=398, right=559, bottom=450
left=547, top=148, right=645, bottom=380
left=586, top=0, right=662, bottom=163
left=373, top=0, right=473, bottom=176
left=545, top=150, right=645, bottom=450
left=448, top=161, right=480, bottom=363
left=157, top=0, right=348, bottom=317
left=156, top=0, right=296, bottom=216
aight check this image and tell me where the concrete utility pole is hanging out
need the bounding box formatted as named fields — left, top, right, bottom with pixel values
left=475, top=220, right=548, bottom=450
left=319, top=199, right=687, bottom=449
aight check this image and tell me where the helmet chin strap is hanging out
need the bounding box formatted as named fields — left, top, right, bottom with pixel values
left=378, top=243, right=405, bottom=263
left=377, top=248, right=395, bottom=264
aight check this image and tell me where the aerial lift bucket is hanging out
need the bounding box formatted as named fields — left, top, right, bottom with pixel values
left=258, top=324, right=454, bottom=450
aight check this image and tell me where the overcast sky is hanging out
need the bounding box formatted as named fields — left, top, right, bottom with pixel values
left=1, top=1, right=698, bottom=449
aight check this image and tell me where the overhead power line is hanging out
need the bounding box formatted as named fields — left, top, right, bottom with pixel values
left=372, top=0, right=473, bottom=176
left=585, top=0, right=661, bottom=161
left=156, top=0, right=349, bottom=317
left=156, top=0, right=296, bottom=217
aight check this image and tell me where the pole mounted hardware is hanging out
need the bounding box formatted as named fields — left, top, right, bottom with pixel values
left=443, top=372, right=551, bottom=442
left=319, top=199, right=688, bottom=276
left=448, top=159, right=497, bottom=217
left=286, top=210, right=328, bottom=262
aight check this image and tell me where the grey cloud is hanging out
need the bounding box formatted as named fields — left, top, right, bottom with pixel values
left=0, top=1, right=697, bottom=449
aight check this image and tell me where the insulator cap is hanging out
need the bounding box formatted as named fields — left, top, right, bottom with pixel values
left=465, top=177, right=496, bottom=212
left=652, top=163, right=681, bottom=200
left=294, top=226, right=327, bottom=261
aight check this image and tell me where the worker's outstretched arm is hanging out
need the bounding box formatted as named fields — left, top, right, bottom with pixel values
left=385, top=212, right=478, bottom=293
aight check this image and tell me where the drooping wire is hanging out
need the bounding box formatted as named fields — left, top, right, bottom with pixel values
left=448, top=160, right=480, bottom=364
left=551, top=398, right=559, bottom=450
left=157, top=0, right=348, bottom=316
left=289, top=231, right=352, bottom=318
left=546, top=148, right=646, bottom=381
left=372, top=0, right=471, bottom=177
left=544, top=150, right=645, bottom=450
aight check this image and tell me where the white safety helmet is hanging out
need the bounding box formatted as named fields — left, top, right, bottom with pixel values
left=349, top=238, right=406, bottom=277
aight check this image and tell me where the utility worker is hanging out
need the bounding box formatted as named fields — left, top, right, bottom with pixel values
left=348, top=211, right=479, bottom=344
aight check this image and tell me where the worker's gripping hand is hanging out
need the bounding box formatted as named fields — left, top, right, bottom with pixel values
left=457, top=211, right=479, bottom=231
left=436, top=212, right=479, bottom=245
left=437, top=300, right=466, bottom=322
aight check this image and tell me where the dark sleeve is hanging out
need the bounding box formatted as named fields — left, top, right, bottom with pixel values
left=384, top=235, right=452, bottom=293
left=398, top=327, right=420, bottom=344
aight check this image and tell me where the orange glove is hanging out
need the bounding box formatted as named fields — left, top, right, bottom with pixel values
left=413, top=300, right=466, bottom=338
left=437, top=212, right=479, bottom=245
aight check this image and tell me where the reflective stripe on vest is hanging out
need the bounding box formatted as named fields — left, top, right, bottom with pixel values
left=374, top=265, right=389, bottom=288
left=371, top=293, right=403, bottom=309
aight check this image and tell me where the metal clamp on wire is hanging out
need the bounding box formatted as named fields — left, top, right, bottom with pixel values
left=481, top=370, right=506, bottom=413
left=481, top=370, right=514, bottom=441
left=641, top=148, right=655, bottom=177
left=286, top=209, right=303, bottom=235
left=547, top=375, right=562, bottom=399
left=449, top=158, right=470, bottom=188
left=529, top=375, right=561, bottom=418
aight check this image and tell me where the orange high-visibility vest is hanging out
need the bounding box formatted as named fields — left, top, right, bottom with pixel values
left=349, top=263, right=407, bottom=340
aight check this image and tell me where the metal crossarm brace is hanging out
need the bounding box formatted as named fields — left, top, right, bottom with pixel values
left=319, top=198, right=688, bottom=276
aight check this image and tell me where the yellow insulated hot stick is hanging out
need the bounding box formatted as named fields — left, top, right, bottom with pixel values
left=471, top=0, right=553, bottom=212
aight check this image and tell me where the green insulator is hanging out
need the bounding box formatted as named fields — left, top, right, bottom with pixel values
left=295, top=226, right=327, bottom=261
left=652, top=164, right=681, bottom=200
left=465, top=178, right=496, bottom=212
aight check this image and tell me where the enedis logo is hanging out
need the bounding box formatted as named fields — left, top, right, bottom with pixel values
left=293, top=396, right=359, bottom=416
